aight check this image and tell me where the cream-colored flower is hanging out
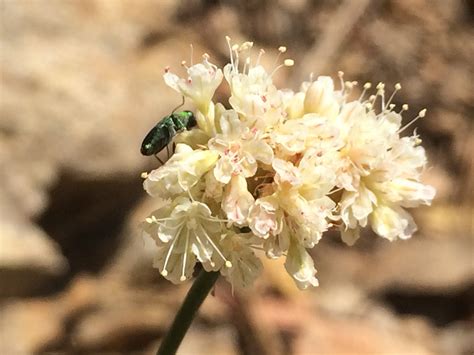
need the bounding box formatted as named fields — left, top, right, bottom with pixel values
left=222, top=175, right=255, bottom=225
left=304, top=76, right=340, bottom=119
left=209, top=111, right=273, bottom=183
left=220, top=232, right=263, bottom=289
left=248, top=195, right=282, bottom=239
left=285, top=241, right=319, bottom=290
left=273, top=155, right=336, bottom=246
left=164, top=56, right=223, bottom=114
left=143, top=144, right=218, bottom=200
left=141, top=38, right=435, bottom=290
left=141, top=197, right=232, bottom=284
left=339, top=110, right=435, bottom=243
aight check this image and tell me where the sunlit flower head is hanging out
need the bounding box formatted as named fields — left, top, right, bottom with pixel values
left=140, top=38, right=435, bottom=290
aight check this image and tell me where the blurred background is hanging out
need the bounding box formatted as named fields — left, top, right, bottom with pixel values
left=0, top=0, right=473, bottom=354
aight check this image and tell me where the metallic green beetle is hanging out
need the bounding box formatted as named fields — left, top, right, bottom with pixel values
left=140, top=110, right=197, bottom=163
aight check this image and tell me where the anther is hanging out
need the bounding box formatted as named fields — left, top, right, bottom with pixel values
left=419, top=108, right=427, bottom=117
left=395, top=83, right=402, bottom=90
left=284, top=59, right=294, bottom=66
left=161, top=270, right=168, bottom=277
left=180, top=276, right=186, bottom=281
left=240, top=42, right=253, bottom=51
left=278, top=46, right=287, bottom=53
left=225, top=261, right=233, bottom=268
left=364, top=82, right=372, bottom=89
left=141, top=172, right=148, bottom=179
left=402, top=104, right=409, bottom=111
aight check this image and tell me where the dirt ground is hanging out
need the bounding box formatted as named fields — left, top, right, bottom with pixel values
left=0, top=0, right=473, bottom=354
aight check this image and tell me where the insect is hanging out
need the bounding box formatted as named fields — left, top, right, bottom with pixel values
left=140, top=110, right=197, bottom=164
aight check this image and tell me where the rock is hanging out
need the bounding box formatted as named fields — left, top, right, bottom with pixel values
left=174, top=326, right=238, bottom=355
left=0, top=194, right=67, bottom=297
left=367, top=236, right=474, bottom=293
left=0, top=276, right=97, bottom=354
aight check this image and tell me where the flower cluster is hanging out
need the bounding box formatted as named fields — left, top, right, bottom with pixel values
left=140, top=38, right=435, bottom=290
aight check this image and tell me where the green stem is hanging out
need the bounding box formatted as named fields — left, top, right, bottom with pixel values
left=157, top=269, right=220, bottom=355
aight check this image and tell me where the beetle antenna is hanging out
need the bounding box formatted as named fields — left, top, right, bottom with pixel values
left=171, top=96, right=185, bottom=113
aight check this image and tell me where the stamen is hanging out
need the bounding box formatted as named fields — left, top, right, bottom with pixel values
left=386, top=83, right=401, bottom=108
left=162, top=223, right=185, bottom=277
left=199, top=224, right=232, bottom=267
left=376, top=82, right=386, bottom=110
left=202, top=216, right=230, bottom=223
left=359, top=82, right=372, bottom=100
left=399, top=103, right=409, bottom=114
left=239, top=41, right=254, bottom=51
left=194, top=233, right=212, bottom=260
left=181, top=228, right=190, bottom=281
left=338, top=71, right=345, bottom=90
left=243, top=57, right=250, bottom=75
left=226, top=36, right=234, bottom=69
left=146, top=216, right=184, bottom=223
left=256, top=48, right=265, bottom=66
left=398, top=108, right=427, bottom=133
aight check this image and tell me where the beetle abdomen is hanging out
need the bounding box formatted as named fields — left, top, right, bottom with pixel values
left=140, top=123, right=171, bottom=156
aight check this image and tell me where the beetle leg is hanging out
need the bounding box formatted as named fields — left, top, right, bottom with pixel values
left=154, top=154, right=165, bottom=165
left=166, top=144, right=170, bottom=159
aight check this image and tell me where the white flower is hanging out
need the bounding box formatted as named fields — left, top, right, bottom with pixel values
left=272, top=155, right=336, bottom=247
left=209, top=111, right=273, bottom=183
left=220, top=232, right=263, bottom=289
left=285, top=241, right=319, bottom=290
left=143, top=144, right=218, bottom=200
left=221, top=175, right=255, bottom=225
left=164, top=56, right=223, bottom=114
left=248, top=195, right=282, bottom=239
left=338, top=101, right=435, bottom=243
left=141, top=38, right=435, bottom=290
left=303, top=76, right=340, bottom=120
left=370, top=204, right=417, bottom=241
left=141, top=197, right=232, bottom=284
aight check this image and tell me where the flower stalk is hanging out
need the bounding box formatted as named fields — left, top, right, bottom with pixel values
left=156, top=269, right=219, bottom=355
